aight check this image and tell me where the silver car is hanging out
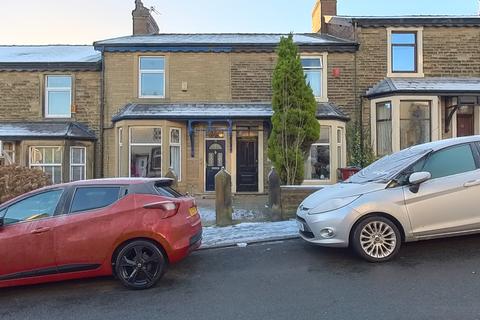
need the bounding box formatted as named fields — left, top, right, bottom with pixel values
left=297, top=136, right=480, bottom=262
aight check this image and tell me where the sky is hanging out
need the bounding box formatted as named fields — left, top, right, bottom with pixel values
left=0, top=0, right=478, bottom=45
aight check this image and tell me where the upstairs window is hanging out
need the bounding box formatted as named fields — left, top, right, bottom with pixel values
left=391, top=32, right=417, bottom=73
left=45, top=75, right=72, bottom=118
left=139, top=57, right=165, bottom=98
left=301, top=57, right=323, bottom=99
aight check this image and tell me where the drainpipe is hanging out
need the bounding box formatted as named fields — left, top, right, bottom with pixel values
left=353, top=21, right=364, bottom=157
left=99, top=51, right=105, bottom=178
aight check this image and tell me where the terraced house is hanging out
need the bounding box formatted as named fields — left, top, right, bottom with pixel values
left=1, top=0, right=479, bottom=194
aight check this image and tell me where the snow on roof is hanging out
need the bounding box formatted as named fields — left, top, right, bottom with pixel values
left=94, top=33, right=353, bottom=46
left=0, top=46, right=101, bottom=63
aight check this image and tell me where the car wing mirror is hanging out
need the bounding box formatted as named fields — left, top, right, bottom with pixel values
left=408, top=171, right=431, bottom=193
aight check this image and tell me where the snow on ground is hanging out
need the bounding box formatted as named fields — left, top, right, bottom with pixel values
left=201, top=220, right=299, bottom=248
left=199, top=207, right=259, bottom=224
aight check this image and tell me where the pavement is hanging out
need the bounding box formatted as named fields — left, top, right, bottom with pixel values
left=2, top=236, right=480, bottom=320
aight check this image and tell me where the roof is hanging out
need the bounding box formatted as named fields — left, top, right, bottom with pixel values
left=113, top=102, right=349, bottom=122
left=0, top=122, right=97, bottom=141
left=366, top=77, right=480, bottom=98
left=94, top=33, right=357, bottom=53
left=113, top=103, right=274, bottom=122
left=336, top=15, right=480, bottom=27
left=316, top=102, right=350, bottom=121
left=0, top=46, right=101, bottom=71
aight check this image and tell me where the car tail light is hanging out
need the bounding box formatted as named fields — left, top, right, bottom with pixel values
left=143, top=201, right=179, bottom=219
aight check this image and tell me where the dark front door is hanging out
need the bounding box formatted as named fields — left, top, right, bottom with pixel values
left=237, top=137, right=258, bottom=192
left=457, top=113, right=474, bottom=137
left=205, top=140, right=226, bottom=192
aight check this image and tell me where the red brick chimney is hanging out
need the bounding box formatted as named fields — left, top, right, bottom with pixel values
left=312, top=0, right=337, bottom=33
left=132, top=0, right=159, bottom=35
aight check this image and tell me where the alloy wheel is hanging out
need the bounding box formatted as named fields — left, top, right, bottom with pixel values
left=359, top=221, right=397, bottom=259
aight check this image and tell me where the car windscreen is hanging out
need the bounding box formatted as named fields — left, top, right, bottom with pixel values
left=347, top=146, right=432, bottom=184
left=154, top=181, right=183, bottom=198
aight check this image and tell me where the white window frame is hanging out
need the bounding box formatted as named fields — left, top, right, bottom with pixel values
left=128, top=126, right=163, bottom=177
left=29, top=146, right=63, bottom=183
left=0, top=141, right=15, bottom=165
left=139, top=56, right=166, bottom=99
left=45, top=75, right=72, bottom=118
left=169, top=128, right=182, bottom=182
left=387, top=27, right=424, bottom=78
left=70, top=146, right=86, bottom=182
left=305, top=125, right=332, bottom=183
left=118, top=127, right=124, bottom=176
left=301, top=53, right=328, bottom=102
left=371, top=95, right=440, bottom=155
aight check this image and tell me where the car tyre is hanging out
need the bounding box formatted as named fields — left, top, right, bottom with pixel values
left=352, top=216, right=401, bottom=263
left=115, top=240, right=167, bottom=290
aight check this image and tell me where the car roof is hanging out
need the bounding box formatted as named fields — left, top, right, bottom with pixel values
left=408, top=135, right=480, bottom=153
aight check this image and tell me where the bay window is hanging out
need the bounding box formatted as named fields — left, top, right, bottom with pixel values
left=400, top=101, right=431, bottom=149
left=139, top=57, right=165, bottom=98
left=0, top=141, right=15, bottom=165
left=169, top=128, right=181, bottom=181
left=376, top=101, right=393, bottom=156
left=30, top=146, right=63, bottom=184
left=305, top=126, right=331, bottom=181
left=70, top=147, right=86, bottom=181
left=130, top=127, right=162, bottom=177
left=45, top=75, right=72, bottom=118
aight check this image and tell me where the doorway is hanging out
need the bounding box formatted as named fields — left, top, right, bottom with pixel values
left=457, top=105, right=474, bottom=137
left=236, top=137, right=258, bottom=192
left=205, top=140, right=226, bottom=192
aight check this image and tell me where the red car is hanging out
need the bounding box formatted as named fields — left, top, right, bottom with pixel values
left=0, top=178, right=202, bottom=290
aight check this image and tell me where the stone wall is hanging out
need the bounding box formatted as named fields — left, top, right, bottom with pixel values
left=280, top=185, right=323, bottom=219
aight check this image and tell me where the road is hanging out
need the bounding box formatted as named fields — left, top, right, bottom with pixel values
left=1, top=236, right=480, bottom=320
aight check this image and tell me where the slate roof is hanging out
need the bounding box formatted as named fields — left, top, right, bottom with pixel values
left=366, top=77, right=480, bottom=98
left=0, top=46, right=101, bottom=71
left=0, top=122, right=97, bottom=141
left=112, top=102, right=349, bottom=122
left=94, top=33, right=357, bottom=53
left=335, top=15, right=480, bottom=27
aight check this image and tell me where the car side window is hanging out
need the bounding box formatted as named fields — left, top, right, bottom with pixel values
left=421, top=144, right=477, bottom=180
left=70, top=187, right=121, bottom=213
left=3, top=190, right=63, bottom=225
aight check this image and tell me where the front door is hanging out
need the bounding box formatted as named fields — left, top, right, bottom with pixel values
left=237, top=137, right=259, bottom=192
left=205, top=140, right=226, bottom=192
left=457, top=114, right=474, bottom=137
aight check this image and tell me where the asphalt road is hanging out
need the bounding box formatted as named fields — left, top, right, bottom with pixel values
left=1, top=236, right=480, bottom=320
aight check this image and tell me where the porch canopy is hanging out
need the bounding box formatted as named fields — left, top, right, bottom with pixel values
left=366, top=77, right=480, bottom=99
left=0, top=122, right=97, bottom=141
left=112, top=102, right=349, bottom=156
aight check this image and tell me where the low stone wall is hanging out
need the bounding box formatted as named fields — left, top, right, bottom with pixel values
left=280, top=185, right=323, bottom=219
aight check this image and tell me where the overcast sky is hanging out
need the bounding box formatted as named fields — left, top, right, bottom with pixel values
left=0, top=0, right=478, bottom=45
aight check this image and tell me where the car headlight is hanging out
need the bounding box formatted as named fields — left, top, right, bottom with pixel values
left=308, top=195, right=361, bottom=215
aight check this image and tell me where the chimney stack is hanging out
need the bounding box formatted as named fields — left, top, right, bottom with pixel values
left=132, top=0, right=159, bottom=35
left=312, top=0, right=337, bottom=33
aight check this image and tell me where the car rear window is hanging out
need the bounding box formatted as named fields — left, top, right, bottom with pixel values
left=70, top=187, right=121, bottom=213
left=154, top=182, right=183, bottom=198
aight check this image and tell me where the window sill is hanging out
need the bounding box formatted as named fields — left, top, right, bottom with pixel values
left=315, top=97, right=329, bottom=103
left=387, top=72, right=424, bottom=78
left=45, top=115, right=72, bottom=119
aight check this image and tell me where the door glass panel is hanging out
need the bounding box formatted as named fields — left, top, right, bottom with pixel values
left=70, top=187, right=120, bottom=213
left=217, top=153, right=224, bottom=167
left=4, top=190, right=63, bottom=225
left=422, top=144, right=476, bottom=179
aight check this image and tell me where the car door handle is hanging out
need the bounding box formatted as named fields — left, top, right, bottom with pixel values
left=464, top=180, right=480, bottom=188
left=31, top=227, right=51, bottom=234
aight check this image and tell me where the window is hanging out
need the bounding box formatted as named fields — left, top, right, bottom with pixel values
left=0, top=141, right=15, bottom=165
left=70, top=147, right=86, bottom=181
left=45, top=75, right=72, bottom=118
left=391, top=32, right=417, bottom=73
left=169, top=128, right=181, bottom=181
left=376, top=101, right=393, bottom=156
left=305, top=126, right=330, bottom=180
left=301, top=57, right=323, bottom=98
left=130, top=127, right=162, bottom=177
left=400, top=101, right=431, bottom=150
left=30, top=146, right=63, bottom=184
left=421, top=144, right=476, bottom=179
left=70, top=187, right=121, bottom=213
left=3, top=190, right=63, bottom=225
left=139, top=57, right=165, bottom=98
left=337, top=128, right=343, bottom=168
left=118, top=127, right=124, bottom=176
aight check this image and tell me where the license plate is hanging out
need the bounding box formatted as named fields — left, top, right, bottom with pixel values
left=189, top=206, right=198, bottom=217
left=297, top=221, right=305, bottom=232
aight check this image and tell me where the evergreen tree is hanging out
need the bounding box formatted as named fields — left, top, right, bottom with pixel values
left=268, top=34, right=320, bottom=185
